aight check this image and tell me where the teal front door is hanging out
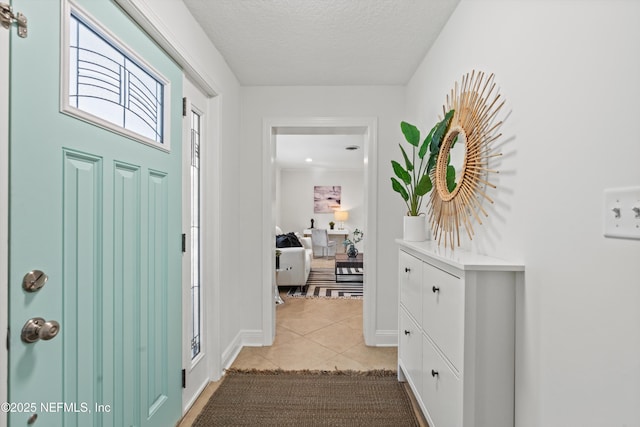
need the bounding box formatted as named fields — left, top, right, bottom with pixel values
left=8, top=1, right=182, bottom=426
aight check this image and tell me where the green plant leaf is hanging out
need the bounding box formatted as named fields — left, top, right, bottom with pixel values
left=391, top=177, right=409, bottom=201
left=392, top=160, right=411, bottom=185
left=451, top=134, right=458, bottom=149
left=415, top=174, right=433, bottom=196
left=399, top=144, right=413, bottom=172
left=430, top=109, right=455, bottom=155
left=427, top=151, right=438, bottom=174
left=446, top=165, right=456, bottom=192
left=401, top=121, right=420, bottom=147
left=419, top=125, right=436, bottom=159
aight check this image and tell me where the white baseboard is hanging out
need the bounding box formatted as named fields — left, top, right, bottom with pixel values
left=182, top=377, right=209, bottom=415
left=221, top=329, right=264, bottom=370
left=373, top=330, right=398, bottom=347
left=221, top=333, right=243, bottom=370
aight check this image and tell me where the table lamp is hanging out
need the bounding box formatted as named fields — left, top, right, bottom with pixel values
left=334, top=210, right=348, bottom=230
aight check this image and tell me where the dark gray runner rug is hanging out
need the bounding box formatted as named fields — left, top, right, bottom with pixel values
left=287, top=268, right=363, bottom=298
left=192, top=369, right=420, bottom=426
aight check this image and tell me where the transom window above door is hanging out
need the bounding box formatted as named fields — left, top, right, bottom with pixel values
left=61, top=3, right=171, bottom=151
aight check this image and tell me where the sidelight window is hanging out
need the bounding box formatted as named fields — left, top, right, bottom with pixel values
left=190, top=110, right=202, bottom=359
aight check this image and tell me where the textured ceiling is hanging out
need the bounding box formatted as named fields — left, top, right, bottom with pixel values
left=182, top=0, right=461, bottom=86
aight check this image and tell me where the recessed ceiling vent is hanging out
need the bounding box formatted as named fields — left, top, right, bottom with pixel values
left=345, top=145, right=360, bottom=151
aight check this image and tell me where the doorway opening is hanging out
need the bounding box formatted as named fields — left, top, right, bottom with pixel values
left=261, top=117, right=378, bottom=346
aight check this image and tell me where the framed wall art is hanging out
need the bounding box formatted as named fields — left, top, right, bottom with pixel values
left=314, top=186, right=341, bottom=213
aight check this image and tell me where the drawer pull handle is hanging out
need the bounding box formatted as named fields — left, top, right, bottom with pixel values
left=404, top=330, right=411, bottom=335
left=432, top=286, right=440, bottom=293
left=431, top=369, right=439, bottom=378
left=404, top=267, right=411, bottom=273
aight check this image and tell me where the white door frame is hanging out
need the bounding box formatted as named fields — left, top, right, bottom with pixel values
left=202, top=94, right=222, bottom=383
left=1, top=19, right=9, bottom=427
left=181, top=77, right=222, bottom=413
left=262, top=117, right=378, bottom=345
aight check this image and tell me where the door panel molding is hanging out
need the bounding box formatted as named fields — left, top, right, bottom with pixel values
left=61, top=149, right=104, bottom=426
left=145, top=169, right=170, bottom=417
left=113, top=161, right=142, bottom=426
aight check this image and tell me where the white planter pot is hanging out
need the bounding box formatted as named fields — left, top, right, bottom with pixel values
left=403, top=215, right=427, bottom=242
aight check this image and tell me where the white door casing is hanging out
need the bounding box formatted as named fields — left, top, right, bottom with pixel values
left=262, top=117, right=378, bottom=346
left=182, top=77, right=218, bottom=412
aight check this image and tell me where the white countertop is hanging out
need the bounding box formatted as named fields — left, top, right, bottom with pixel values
left=396, top=239, right=524, bottom=272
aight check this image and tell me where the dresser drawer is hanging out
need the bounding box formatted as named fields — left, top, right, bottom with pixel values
left=422, top=336, right=462, bottom=427
left=422, top=262, right=464, bottom=371
left=399, top=250, right=423, bottom=321
left=399, top=308, right=422, bottom=400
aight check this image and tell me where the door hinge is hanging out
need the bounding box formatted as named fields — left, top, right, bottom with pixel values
left=182, top=97, right=187, bottom=117
left=181, top=233, right=186, bottom=253
left=182, top=369, right=186, bottom=388
left=0, top=2, right=27, bottom=38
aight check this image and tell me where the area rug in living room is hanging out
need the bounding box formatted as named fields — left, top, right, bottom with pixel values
left=191, top=369, right=420, bottom=427
left=287, top=267, right=363, bottom=298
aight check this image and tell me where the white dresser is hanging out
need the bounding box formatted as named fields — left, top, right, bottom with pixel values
left=397, top=240, right=524, bottom=427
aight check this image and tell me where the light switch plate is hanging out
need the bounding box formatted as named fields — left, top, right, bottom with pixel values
left=603, top=187, right=640, bottom=239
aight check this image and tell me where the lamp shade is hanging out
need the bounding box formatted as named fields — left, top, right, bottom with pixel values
left=334, top=210, right=349, bottom=221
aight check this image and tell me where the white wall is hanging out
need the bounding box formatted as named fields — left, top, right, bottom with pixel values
left=240, top=86, right=406, bottom=338
left=406, top=1, right=640, bottom=425
left=278, top=169, right=364, bottom=236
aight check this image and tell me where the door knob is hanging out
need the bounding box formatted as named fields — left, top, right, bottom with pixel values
left=21, top=317, right=60, bottom=343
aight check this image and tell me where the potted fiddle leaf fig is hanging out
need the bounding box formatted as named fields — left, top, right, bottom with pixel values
left=391, top=110, right=454, bottom=240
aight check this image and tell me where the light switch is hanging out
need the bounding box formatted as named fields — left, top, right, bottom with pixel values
left=603, top=187, right=640, bottom=239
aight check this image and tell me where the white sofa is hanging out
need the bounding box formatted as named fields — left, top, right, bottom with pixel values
left=276, top=228, right=312, bottom=287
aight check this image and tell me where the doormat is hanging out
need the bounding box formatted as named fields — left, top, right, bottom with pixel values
left=192, top=369, right=420, bottom=426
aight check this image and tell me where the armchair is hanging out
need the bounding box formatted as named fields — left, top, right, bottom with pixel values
left=311, top=228, right=337, bottom=258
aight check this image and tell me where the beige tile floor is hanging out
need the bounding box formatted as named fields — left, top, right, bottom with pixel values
left=178, top=256, right=417, bottom=426
left=231, top=256, right=396, bottom=371
left=232, top=294, right=397, bottom=372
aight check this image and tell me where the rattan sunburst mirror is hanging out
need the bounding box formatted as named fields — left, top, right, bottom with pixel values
left=429, top=71, right=505, bottom=248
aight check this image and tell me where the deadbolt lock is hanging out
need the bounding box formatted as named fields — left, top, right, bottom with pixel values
left=21, top=317, right=60, bottom=343
left=22, top=270, right=48, bottom=292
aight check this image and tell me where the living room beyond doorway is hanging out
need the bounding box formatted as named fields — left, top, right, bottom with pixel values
left=264, top=117, right=378, bottom=346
